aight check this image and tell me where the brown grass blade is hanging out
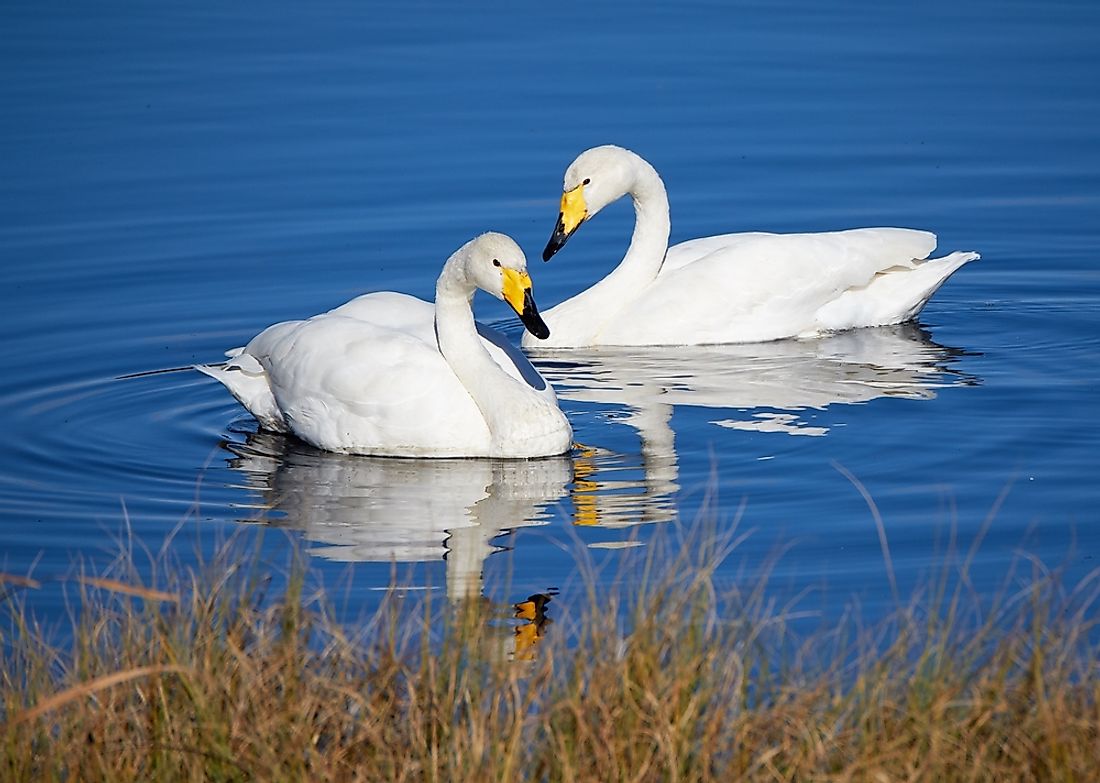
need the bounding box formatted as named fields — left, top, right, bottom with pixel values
left=0, top=573, right=42, bottom=589
left=77, top=576, right=178, bottom=603
left=11, top=664, right=189, bottom=725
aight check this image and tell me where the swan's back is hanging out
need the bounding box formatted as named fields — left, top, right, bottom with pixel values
left=663, top=228, right=935, bottom=274
left=599, top=228, right=975, bottom=344
left=325, top=292, right=550, bottom=393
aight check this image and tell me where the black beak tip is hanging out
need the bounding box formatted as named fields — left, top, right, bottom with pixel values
left=528, top=319, right=550, bottom=340
left=543, top=213, right=569, bottom=262
left=520, top=290, right=551, bottom=340
left=543, top=232, right=569, bottom=262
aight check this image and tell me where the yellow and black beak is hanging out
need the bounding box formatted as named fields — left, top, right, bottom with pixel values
left=542, top=183, right=588, bottom=262
left=502, top=268, right=550, bottom=340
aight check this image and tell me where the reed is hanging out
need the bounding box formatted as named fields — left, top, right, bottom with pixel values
left=2, top=522, right=1097, bottom=782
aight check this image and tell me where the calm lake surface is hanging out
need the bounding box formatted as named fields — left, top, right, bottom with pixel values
left=3, top=1, right=1098, bottom=629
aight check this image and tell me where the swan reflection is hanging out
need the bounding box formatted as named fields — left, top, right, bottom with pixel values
left=530, top=323, right=979, bottom=472
left=226, top=431, right=572, bottom=602
left=222, top=325, right=976, bottom=600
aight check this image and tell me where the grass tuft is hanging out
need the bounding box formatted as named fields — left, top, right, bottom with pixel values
left=2, top=525, right=1097, bottom=781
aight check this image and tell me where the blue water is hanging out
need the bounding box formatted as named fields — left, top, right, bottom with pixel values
left=2, top=1, right=1098, bottom=627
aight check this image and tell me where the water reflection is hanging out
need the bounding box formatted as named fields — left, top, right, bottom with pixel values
left=223, top=325, right=976, bottom=572
left=531, top=323, right=979, bottom=462
left=225, top=431, right=572, bottom=602
left=217, top=325, right=977, bottom=652
left=225, top=433, right=587, bottom=657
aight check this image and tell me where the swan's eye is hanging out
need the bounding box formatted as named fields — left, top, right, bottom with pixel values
left=582, top=178, right=591, bottom=186
left=492, top=259, right=501, bottom=267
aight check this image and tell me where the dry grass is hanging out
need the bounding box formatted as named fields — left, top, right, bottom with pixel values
left=1, top=527, right=1098, bottom=782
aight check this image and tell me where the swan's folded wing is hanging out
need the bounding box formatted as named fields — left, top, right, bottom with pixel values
left=662, top=231, right=777, bottom=272
left=614, top=229, right=940, bottom=344
left=250, top=315, right=489, bottom=454
left=324, top=291, right=435, bottom=336
left=324, top=291, right=551, bottom=398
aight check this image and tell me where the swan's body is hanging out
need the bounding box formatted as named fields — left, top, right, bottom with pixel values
left=524, top=145, right=979, bottom=348
left=198, top=233, right=571, bottom=458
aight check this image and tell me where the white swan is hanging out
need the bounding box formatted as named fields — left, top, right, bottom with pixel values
left=198, top=233, right=572, bottom=458
left=523, top=145, right=979, bottom=348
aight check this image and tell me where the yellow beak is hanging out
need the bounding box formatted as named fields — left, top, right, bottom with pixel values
left=559, top=184, right=588, bottom=235
left=501, top=268, right=550, bottom=340
left=543, top=183, right=589, bottom=261
left=501, top=268, right=532, bottom=313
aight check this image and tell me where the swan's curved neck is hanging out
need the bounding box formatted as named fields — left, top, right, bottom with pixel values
left=620, top=157, right=671, bottom=285
left=573, top=156, right=671, bottom=318
left=433, top=257, right=544, bottom=447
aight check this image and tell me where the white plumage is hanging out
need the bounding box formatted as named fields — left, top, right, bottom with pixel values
left=198, top=233, right=571, bottom=458
left=526, top=145, right=978, bottom=348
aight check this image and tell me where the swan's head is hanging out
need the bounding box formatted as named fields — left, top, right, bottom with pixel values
left=465, top=232, right=550, bottom=340
left=543, top=145, right=640, bottom=261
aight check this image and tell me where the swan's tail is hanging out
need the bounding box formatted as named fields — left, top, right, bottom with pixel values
left=816, top=250, right=980, bottom=331
left=195, top=348, right=288, bottom=432
left=880, top=250, right=980, bottom=321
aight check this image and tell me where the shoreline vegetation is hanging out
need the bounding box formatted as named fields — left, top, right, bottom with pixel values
left=2, top=525, right=1098, bottom=782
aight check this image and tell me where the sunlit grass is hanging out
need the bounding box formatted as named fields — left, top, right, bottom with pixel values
left=2, top=519, right=1098, bottom=781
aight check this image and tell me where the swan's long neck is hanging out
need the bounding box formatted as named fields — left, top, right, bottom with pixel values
left=617, top=156, right=671, bottom=289
left=433, top=255, right=548, bottom=449
left=567, top=155, right=671, bottom=323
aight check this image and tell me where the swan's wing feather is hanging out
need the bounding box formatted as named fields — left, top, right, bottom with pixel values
left=325, top=291, right=553, bottom=398
left=247, top=314, right=488, bottom=453
left=329, top=290, right=554, bottom=400
left=324, top=291, right=435, bottom=332
left=271, top=290, right=550, bottom=393
left=661, top=231, right=775, bottom=272
left=611, top=229, right=941, bottom=344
